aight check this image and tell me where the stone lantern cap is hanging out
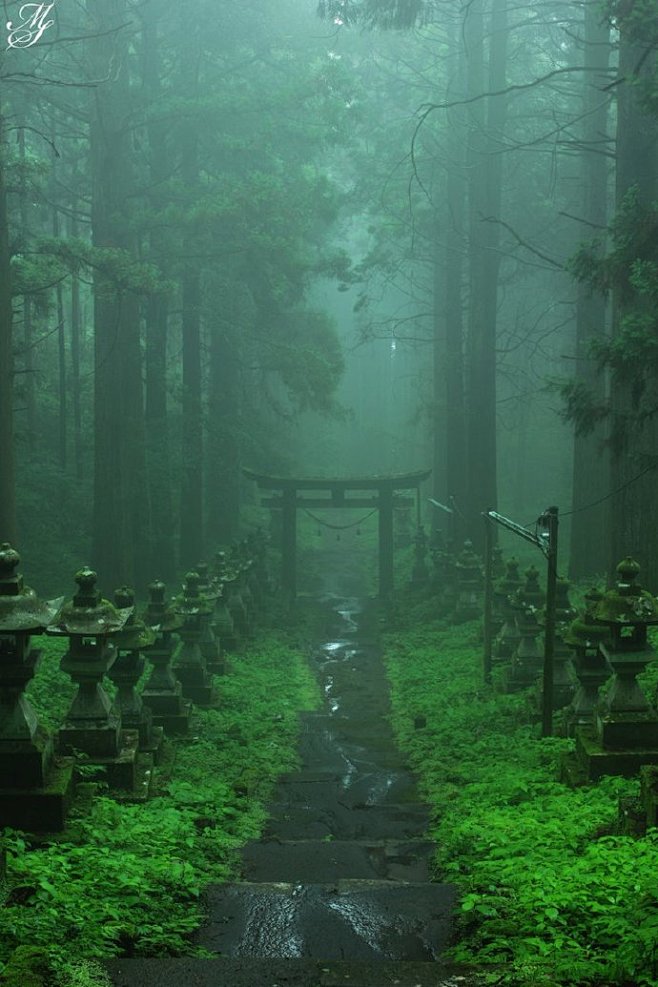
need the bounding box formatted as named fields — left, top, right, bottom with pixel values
left=143, top=579, right=183, bottom=633
left=593, top=557, right=658, bottom=625
left=113, top=586, right=156, bottom=650
left=494, top=557, right=522, bottom=595
left=195, top=562, right=220, bottom=603
left=173, top=571, right=213, bottom=617
left=563, top=588, right=609, bottom=648
left=515, top=565, right=543, bottom=609
left=0, top=543, right=63, bottom=631
left=47, top=566, right=132, bottom=636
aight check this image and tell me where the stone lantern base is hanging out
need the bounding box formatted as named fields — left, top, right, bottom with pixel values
left=175, top=661, right=216, bottom=706
left=571, top=725, right=658, bottom=781
left=57, top=724, right=143, bottom=793
left=141, top=684, right=193, bottom=735
left=0, top=757, right=74, bottom=831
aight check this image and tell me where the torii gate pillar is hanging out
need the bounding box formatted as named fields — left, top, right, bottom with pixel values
left=282, top=487, right=297, bottom=601
left=378, top=483, right=394, bottom=600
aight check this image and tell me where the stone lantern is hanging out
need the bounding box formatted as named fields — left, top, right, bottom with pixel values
left=173, top=571, right=216, bottom=706
left=48, top=567, right=139, bottom=791
left=574, top=557, right=658, bottom=780
left=453, top=540, right=483, bottom=623
left=195, top=562, right=222, bottom=674
left=224, top=563, right=249, bottom=640
left=411, top=526, right=429, bottom=586
left=211, top=554, right=237, bottom=652
left=243, top=535, right=262, bottom=605
left=109, top=586, right=163, bottom=767
left=563, top=587, right=610, bottom=736
left=141, top=579, right=191, bottom=735
left=548, top=577, right=577, bottom=711
left=0, top=543, right=72, bottom=831
left=504, top=566, right=544, bottom=691
left=492, top=558, right=523, bottom=663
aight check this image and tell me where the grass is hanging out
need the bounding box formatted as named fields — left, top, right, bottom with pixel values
left=383, top=610, right=658, bottom=986
left=0, top=625, right=319, bottom=985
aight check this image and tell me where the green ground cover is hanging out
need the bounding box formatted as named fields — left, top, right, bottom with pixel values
left=383, top=609, right=658, bottom=987
left=0, top=627, right=319, bottom=987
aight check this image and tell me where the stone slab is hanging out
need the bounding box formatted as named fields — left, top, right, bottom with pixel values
left=197, top=880, right=457, bottom=960
left=241, top=839, right=433, bottom=883
left=105, top=957, right=487, bottom=987
left=264, top=801, right=430, bottom=841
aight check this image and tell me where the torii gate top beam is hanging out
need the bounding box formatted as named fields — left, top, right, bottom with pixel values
left=242, top=467, right=431, bottom=492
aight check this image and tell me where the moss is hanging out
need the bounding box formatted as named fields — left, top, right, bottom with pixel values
left=2, top=945, right=53, bottom=987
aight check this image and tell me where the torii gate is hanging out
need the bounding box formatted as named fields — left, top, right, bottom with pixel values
left=243, top=467, right=431, bottom=599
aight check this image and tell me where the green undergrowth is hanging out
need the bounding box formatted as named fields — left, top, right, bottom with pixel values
left=0, top=628, right=319, bottom=985
left=383, top=616, right=658, bottom=987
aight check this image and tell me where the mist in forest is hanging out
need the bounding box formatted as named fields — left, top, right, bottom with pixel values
left=0, top=0, right=656, bottom=594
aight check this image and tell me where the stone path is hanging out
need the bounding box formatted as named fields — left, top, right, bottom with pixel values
left=107, top=597, right=475, bottom=987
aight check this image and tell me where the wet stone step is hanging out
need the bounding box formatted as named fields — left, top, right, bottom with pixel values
left=273, top=769, right=419, bottom=804
left=241, top=839, right=434, bottom=883
left=264, top=802, right=430, bottom=842
left=106, top=957, right=484, bottom=987
left=196, top=880, right=457, bottom=960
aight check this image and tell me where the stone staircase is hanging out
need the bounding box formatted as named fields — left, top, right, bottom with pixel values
left=107, top=598, right=477, bottom=987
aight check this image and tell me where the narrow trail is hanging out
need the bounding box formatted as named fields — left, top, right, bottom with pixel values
left=107, top=594, right=469, bottom=987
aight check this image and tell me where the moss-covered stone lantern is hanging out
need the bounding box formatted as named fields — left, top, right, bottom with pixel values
left=574, top=557, right=658, bottom=780
left=224, top=561, right=249, bottom=641
left=411, top=525, right=429, bottom=586
left=453, top=540, right=483, bottom=623
left=173, top=571, right=216, bottom=706
left=0, top=543, right=72, bottom=830
left=563, top=587, right=610, bottom=737
left=504, top=566, right=544, bottom=691
left=491, top=558, right=523, bottom=663
left=211, top=555, right=237, bottom=652
left=109, top=587, right=162, bottom=767
left=195, top=562, right=222, bottom=674
left=141, top=580, right=191, bottom=735
left=548, top=577, right=577, bottom=711
left=48, top=567, right=139, bottom=791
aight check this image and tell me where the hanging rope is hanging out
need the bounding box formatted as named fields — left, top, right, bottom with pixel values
left=303, top=508, right=378, bottom=531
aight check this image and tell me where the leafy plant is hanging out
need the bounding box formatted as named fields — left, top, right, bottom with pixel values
left=383, top=616, right=658, bottom=986
left=0, top=628, right=319, bottom=984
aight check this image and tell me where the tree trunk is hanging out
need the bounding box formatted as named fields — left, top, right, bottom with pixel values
left=609, top=28, right=658, bottom=587
left=142, top=7, right=175, bottom=580
left=0, top=116, right=16, bottom=544
left=69, top=200, right=83, bottom=481
left=436, top=32, right=467, bottom=546
left=206, top=321, right=241, bottom=547
left=178, top=50, right=204, bottom=569
left=89, top=0, right=148, bottom=590
left=18, top=125, right=36, bottom=452
left=465, top=0, right=507, bottom=544
left=568, top=1, right=611, bottom=581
